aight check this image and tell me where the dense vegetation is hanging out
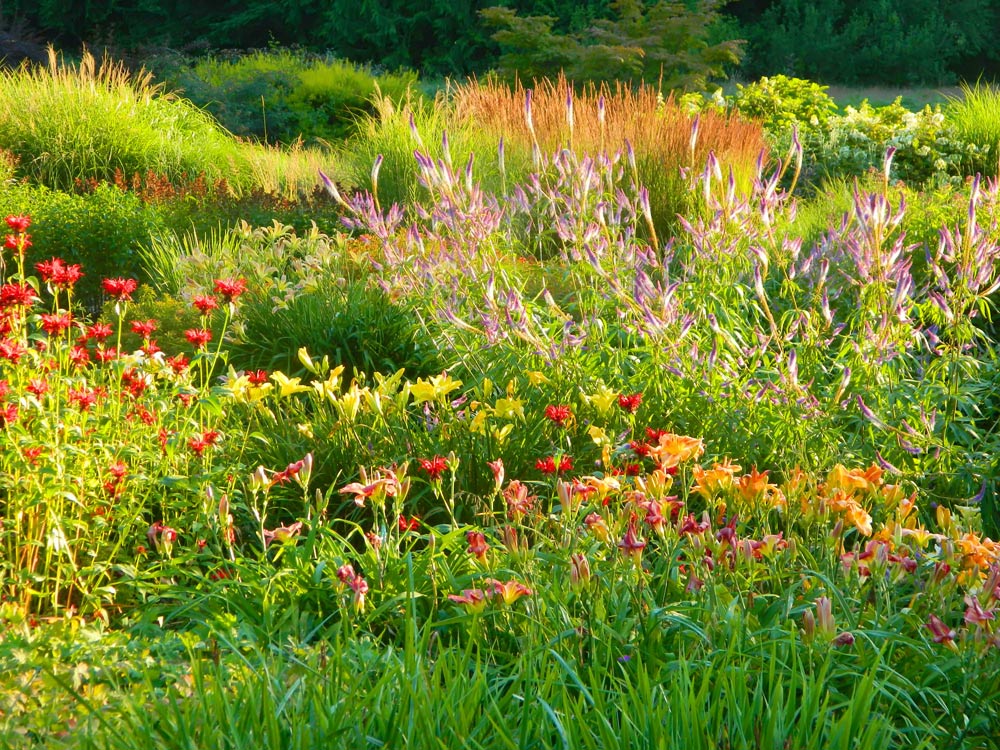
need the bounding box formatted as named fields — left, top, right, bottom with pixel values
left=1, top=44, right=1000, bottom=750
left=4, top=0, right=1000, bottom=84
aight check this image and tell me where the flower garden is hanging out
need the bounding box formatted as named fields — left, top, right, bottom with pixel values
left=1, top=56, right=1000, bottom=749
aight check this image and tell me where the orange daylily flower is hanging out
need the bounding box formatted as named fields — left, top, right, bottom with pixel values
left=845, top=503, right=873, bottom=537
left=691, top=461, right=739, bottom=501
left=648, top=433, right=704, bottom=469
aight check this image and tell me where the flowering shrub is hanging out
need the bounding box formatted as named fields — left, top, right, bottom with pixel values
left=684, top=77, right=994, bottom=189
left=813, top=99, right=989, bottom=186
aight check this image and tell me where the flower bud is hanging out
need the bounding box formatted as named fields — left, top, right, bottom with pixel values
left=833, top=632, right=855, bottom=647
left=802, top=608, right=816, bottom=642
left=816, top=596, right=835, bottom=636
left=570, top=553, right=591, bottom=591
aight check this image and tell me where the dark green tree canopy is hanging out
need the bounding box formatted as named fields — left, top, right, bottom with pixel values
left=2, top=0, right=998, bottom=83
left=482, top=0, right=743, bottom=89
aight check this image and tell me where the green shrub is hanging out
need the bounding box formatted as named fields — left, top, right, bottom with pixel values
left=230, top=280, right=442, bottom=380
left=0, top=181, right=167, bottom=307
left=285, top=62, right=419, bottom=142
left=732, top=75, right=838, bottom=142
left=166, top=50, right=421, bottom=145
left=811, top=99, right=986, bottom=186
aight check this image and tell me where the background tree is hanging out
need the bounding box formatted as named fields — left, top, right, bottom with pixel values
left=482, top=0, right=743, bottom=89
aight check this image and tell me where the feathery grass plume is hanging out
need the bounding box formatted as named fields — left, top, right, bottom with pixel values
left=451, top=74, right=767, bottom=237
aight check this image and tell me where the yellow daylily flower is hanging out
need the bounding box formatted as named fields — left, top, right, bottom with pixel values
left=470, top=409, right=490, bottom=435
left=312, top=365, right=347, bottom=403
left=271, top=371, right=311, bottom=397
left=226, top=374, right=251, bottom=400
left=526, top=370, right=549, bottom=386
left=585, top=384, right=618, bottom=415
left=493, top=397, right=524, bottom=420
left=335, top=384, right=366, bottom=423
left=409, top=373, right=463, bottom=404
left=492, top=423, right=514, bottom=444
left=587, top=425, right=610, bottom=445
left=636, top=468, right=674, bottom=500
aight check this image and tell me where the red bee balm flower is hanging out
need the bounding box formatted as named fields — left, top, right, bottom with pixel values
left=0, top=283, right=39, bottom=308
left=5, top=215, right=30, bottom=232
left=544, top=404, right=573, bottom=425
left=130, top=319, right=158, bottom=338
left=213, top=278, right=247, bottom=303
left=69, top=345, right=90, bottom=368
left=0, top=338, right=27, bottom=362
left=102, top=277, right=138, bottom=301
left=0, top=402, right=18, bottom=428
left=398, top=515, right=420, bottom=532
left=35, top=258, right=83, bottom=289
left=85, top=322, right=114, bottom=341
left=419, top=455, right=448, bottom=480
left=184, top=328, right=213, bottom=349
left=40, top=312, right=73, bottom=336
left=67, top=386, right=102, bottom=411
left=618, top=392, right=643, bottom=414
left=192, top=294, right=219, bottom=315
left=167, top=354, right=190, bottom=374
left=536, top=455, right=573, bottom=475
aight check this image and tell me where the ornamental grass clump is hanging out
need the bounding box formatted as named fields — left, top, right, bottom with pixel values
left=453, top=75, right=768, bottom=237
left=0, top=48, right=254, bottom=192
left=946, top=81, right=1000, bottom=178
left=347, top=75, right=767, bottom=239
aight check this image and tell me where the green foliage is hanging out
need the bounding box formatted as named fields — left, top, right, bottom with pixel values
left=138, top=222, right=441, bottom=381
left=0, top=182, right=167, bottom=307
left=811, top=99, right=987, bottom=187
left=739, top=0, right=999, bottom=85
left=232, top=280, right=441, bottom=381
left=732, top=75, right=838, bottom=140
left=166, top=50, right=421, bottom=145
left=689, top=76, right=993, bottom=190
left=481, top=0, right=743, bottom=90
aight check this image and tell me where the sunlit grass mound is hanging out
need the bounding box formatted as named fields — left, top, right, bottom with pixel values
left=946, top=80, right=1000, bottom=177
left=0, top=48, right=256, bottom=192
